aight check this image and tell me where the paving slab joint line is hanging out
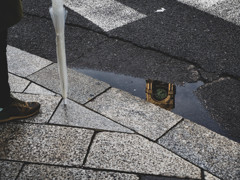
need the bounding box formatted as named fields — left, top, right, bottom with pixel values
left=45, top=94, right=137, bottom=133
left=82, top=131, right=99, bottom=166
left=79, top=103, right=138, bottom=134
left=82, top=165, right=200, bottom=180
left=0, top=158, right=199, bottom=179
left=155, top=118, right=184, bottom=142
left=156, top=136, right=231, bottom=180
left=14, top=163, right=25, bottom=180
left=24, top=80, right=60, bottom=96
left=202, top=169, right=222, bottom=180
left=26, top=62, right=54, bottom=79
left=8, top=72, right=32, bottom=87
left=81, top=131, right=205, bottom=178
left=139, top=174, right=200, bottom=180
left=14, top=119, right=133, bottom=135
left=0, top=158, right=88, bottom=170
left=0, top=158, right=134, bottom=178
left=21, top=81, right=32, bottom=93
left=40, top=86, right=137, bottom=133
left=47, top=121, right=133, bottom=134
left=140, top=132, right=207, bottom=175
left=83, top=86, right=112, bottom=105
left=4, top=121, right=134, bottom=136
left=47, top=98, right=63, bottom=124
left=0, top=159, right=69, bottom=168
left=201, top=169, right=204, bottom=180
left=4, top=121, right=111, bottom=134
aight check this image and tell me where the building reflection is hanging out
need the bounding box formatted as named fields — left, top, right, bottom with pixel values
left=146, top=80, right=176, bottom=110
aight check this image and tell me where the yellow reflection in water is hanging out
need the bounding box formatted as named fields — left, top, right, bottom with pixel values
left=146, top=80, right=176, bottom=110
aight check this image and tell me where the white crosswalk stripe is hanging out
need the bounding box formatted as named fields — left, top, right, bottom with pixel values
left=64, top=0, right=147, bottom=31
left=64, top=0, right=240, bottom=31
left=178, top=0, right=240, bottom=26
left=177, top=0, right=226, bottom=9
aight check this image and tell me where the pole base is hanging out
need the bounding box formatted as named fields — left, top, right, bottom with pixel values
left=63, top=98, right=67, bottom=106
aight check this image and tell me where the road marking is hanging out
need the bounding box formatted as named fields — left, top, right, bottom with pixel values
left=177, top=0, right=226, bottom=9
left=177, top=0, right=240, bottom=26
left=155, top=8, right=166, bottom=13
left=211, top=0, right=240, bottom=25
left=64, top=0, right=147, bottom=31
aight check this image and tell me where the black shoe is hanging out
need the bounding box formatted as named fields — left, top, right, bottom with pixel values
left=0, top=95, right=40, bottom=123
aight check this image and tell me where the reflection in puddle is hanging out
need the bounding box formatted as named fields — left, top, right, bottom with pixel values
left=73, top=68, right=237, bottom=142
left=146, top=80, right=175, bottom=110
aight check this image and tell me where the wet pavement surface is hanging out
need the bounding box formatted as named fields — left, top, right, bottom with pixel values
left=6, top=0, right=240, bottom=143
left=8, top=11, right=240, bottom=142
left=1, top=47, right=239, bottom=179
left=74, top=68, right=240, bottom=142
left=2, top=0, right=240, bottom=179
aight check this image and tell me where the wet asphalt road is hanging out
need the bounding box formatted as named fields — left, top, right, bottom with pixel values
left=7, top=0, right=240, bottom=142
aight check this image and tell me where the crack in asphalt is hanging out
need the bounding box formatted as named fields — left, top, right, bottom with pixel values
left=23, top=12, right=240, bottom=83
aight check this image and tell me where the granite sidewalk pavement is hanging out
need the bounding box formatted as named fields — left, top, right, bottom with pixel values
left=0, top=46, right=239, bottom=180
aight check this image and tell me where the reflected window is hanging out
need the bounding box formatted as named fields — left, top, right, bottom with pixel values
left=146, top=80, right=176, bottom=111
left=152, top=81, right=168, bottom=101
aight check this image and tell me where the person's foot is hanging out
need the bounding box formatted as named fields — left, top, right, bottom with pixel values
left=0, top=95, right=40, bottom=123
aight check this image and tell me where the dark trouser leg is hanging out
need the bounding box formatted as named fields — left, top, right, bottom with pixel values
left=0, top=29, right=10, bottom=108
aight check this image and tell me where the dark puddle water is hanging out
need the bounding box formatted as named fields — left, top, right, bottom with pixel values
left=74, top=68, right=238, bottom=142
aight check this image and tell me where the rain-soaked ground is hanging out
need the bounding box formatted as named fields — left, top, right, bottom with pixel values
left=73, top=68, right=239, bottom=143
left=7, top=0, right=240, bottom=143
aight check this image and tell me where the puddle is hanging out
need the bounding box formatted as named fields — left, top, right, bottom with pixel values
left=73, top=68, right=238, bottom=142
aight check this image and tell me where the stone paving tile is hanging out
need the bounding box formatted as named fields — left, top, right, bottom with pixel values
left=24, top=83, right=56, bottom=96
left=86, top=88, right=182, bottom=140
left=141, top=175, right=187, bottom=180
left=13, top=93, right=61, bottom=123
left=18, top=164, right=139, bottom=179
left=0, top=123, right=94, bottom=166
left=9, top=73, right=30, bottom=93
left=7, top=46, right=52, bottom=77
left=0, top=160, right=23, bottom=180
left=85, top=132, right=201, bottom=179
left=50, top=99, right=133, bottom=133
left=204, top=172, right=221, bottom=180
left=28, top=64, right=110, bottom=104
left=158, top=119, right=240, bottom=180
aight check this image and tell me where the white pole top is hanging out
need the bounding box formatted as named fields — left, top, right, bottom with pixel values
left=52, top=0, right=64, bottom=10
